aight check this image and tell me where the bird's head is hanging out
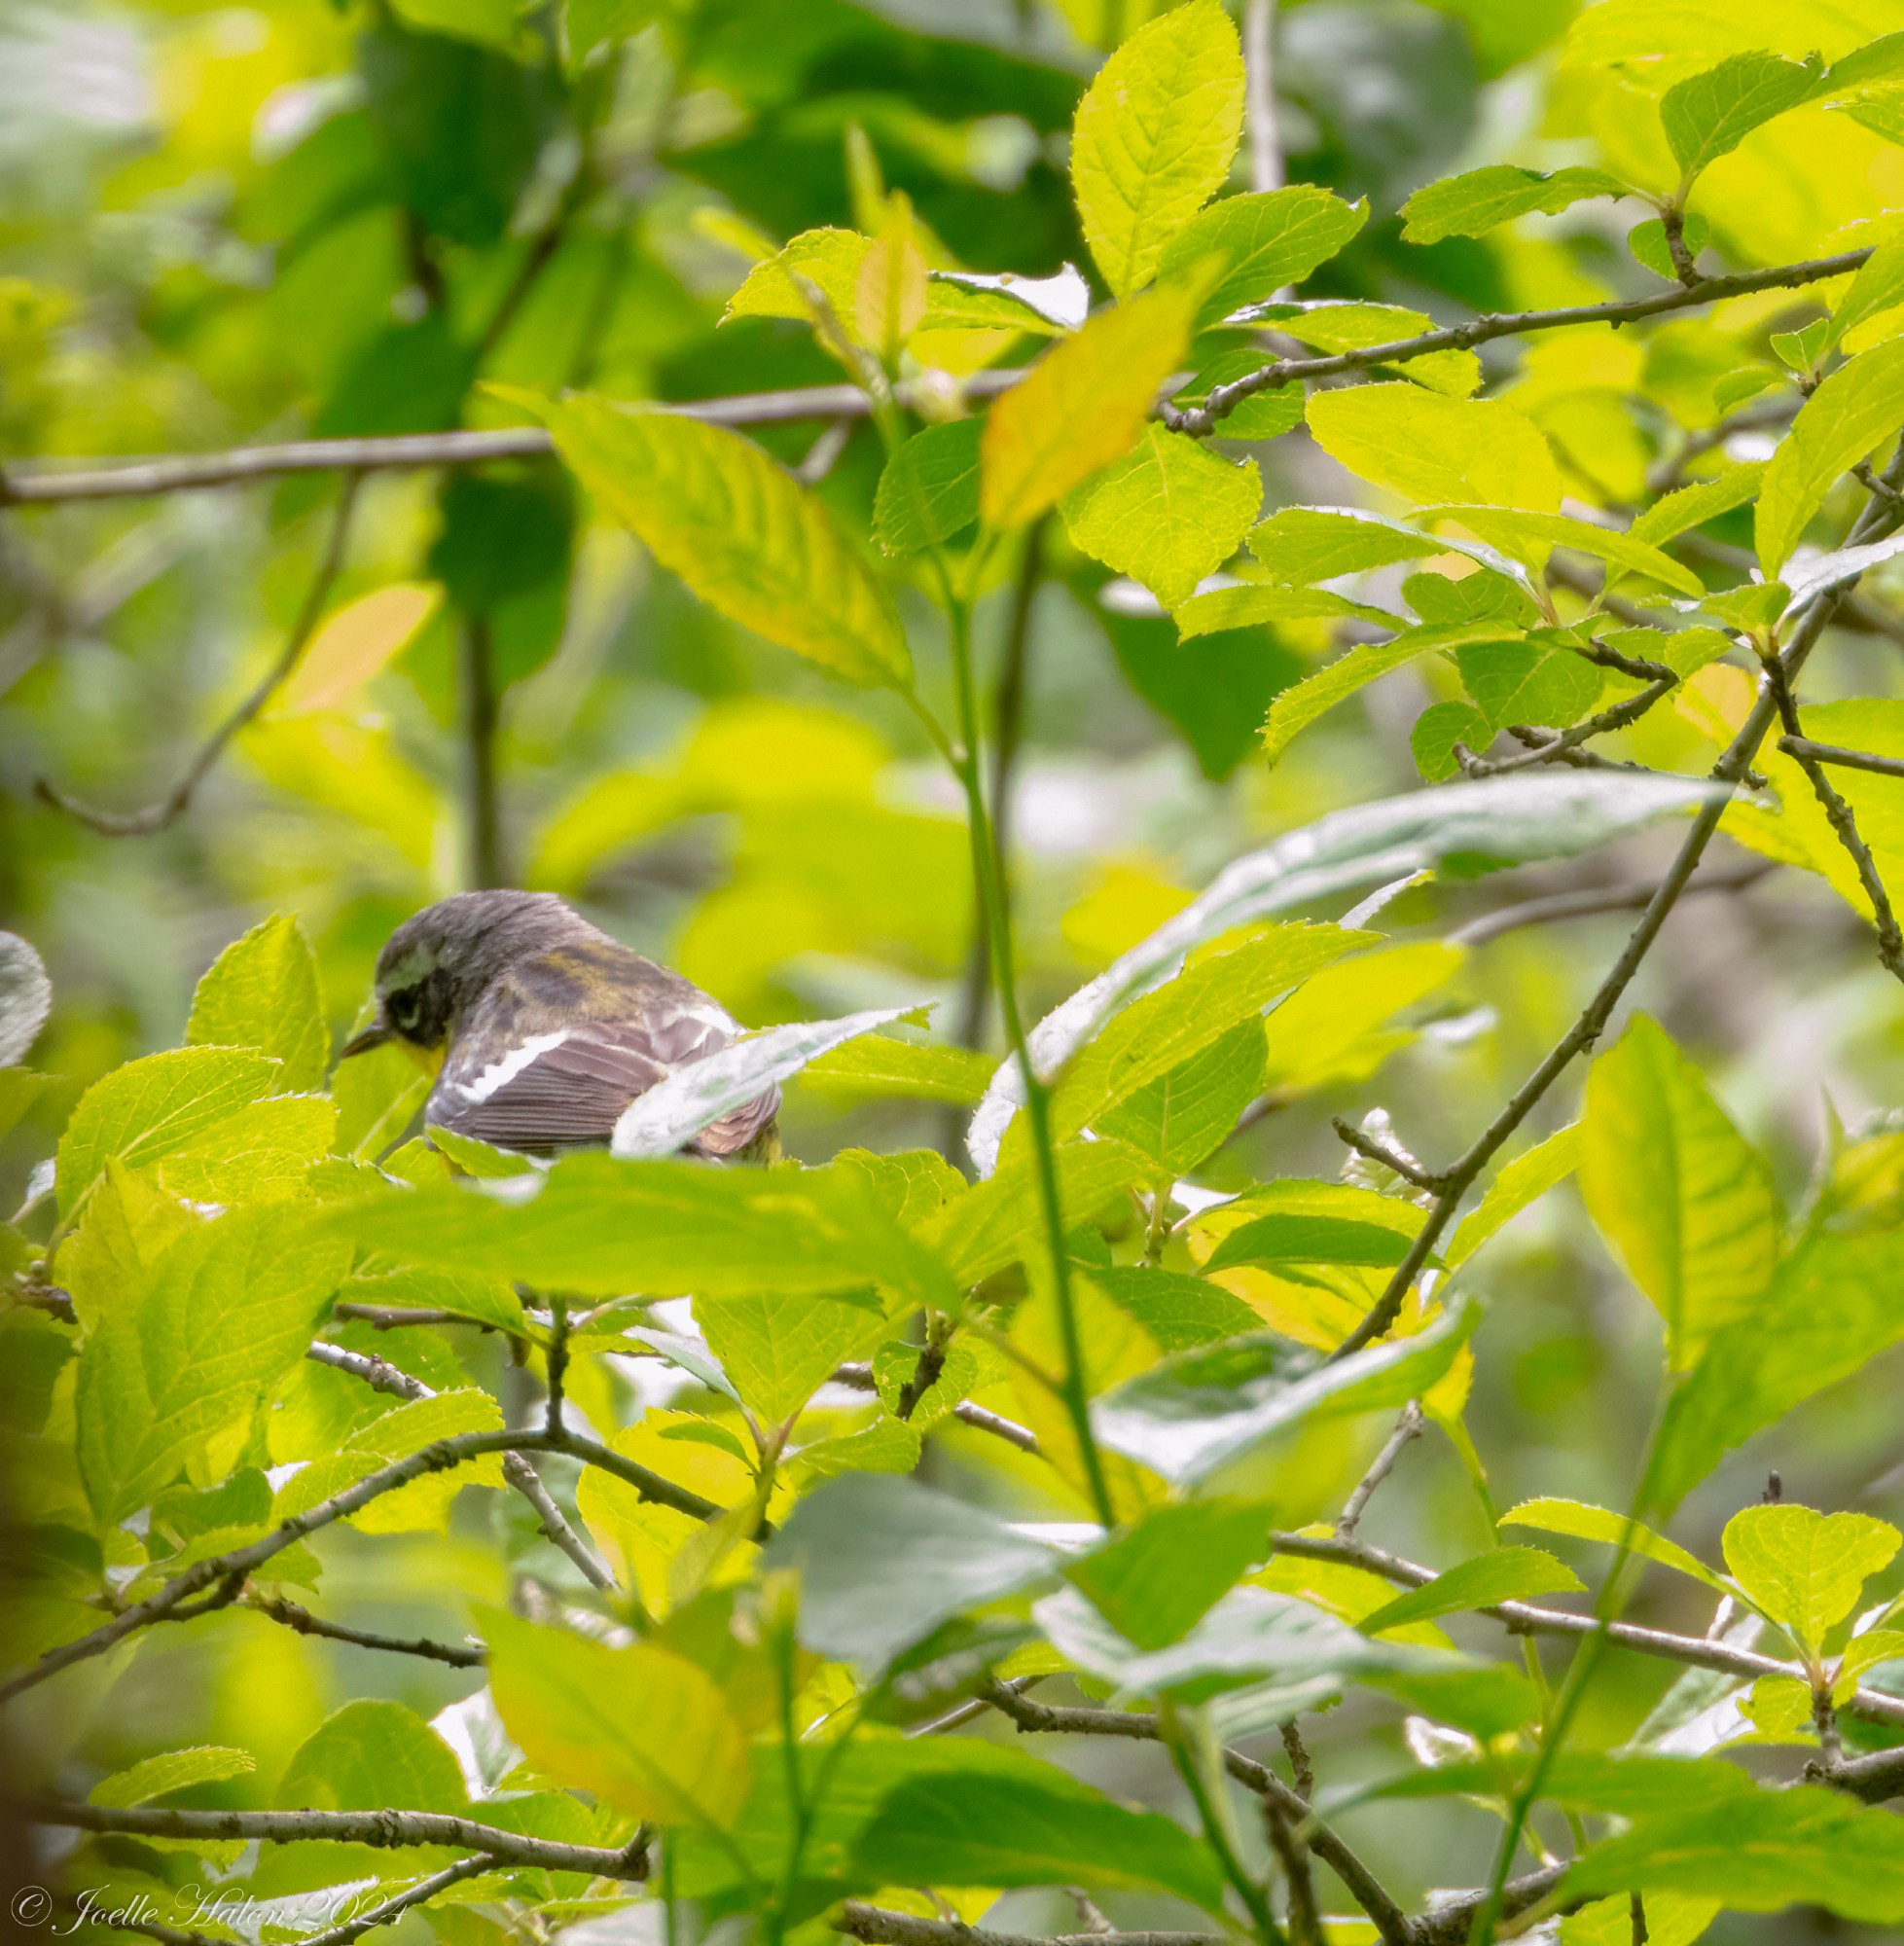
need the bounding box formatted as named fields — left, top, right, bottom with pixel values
left=341, top=890, right=594, bottom=1058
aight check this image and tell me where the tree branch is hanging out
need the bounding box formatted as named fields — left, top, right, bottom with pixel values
left=27, top=1802, right=646, bottom=1881
left=1779, top=735, right=1904, bottom=781
left=35, top=474, right=363, bottom=834
left=1448, top=862, right=1774, bottom=948
left=981, top=1681, right=1412, bottom=1946
left=839, top=1907, right=1215, bottom=1946
left=240, top=1590, right=486, bottom=1667
left=1265, top=1530, right=1904, bottom=1729
left=831, top=1361, right=1041, bottom=1453
left=1336, top=1403, right=1423, bottom=1537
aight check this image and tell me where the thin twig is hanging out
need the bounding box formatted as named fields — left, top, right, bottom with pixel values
left=1448, top=862, right=1774, bottom=948
left=8, top=248, right=1876, bottom=504
left=1264, top=1529, right=1904, bottom=1729
left=241, top=1591, right=486, bottom=1667
left=839, top=1907, right=1215, bottom=1946
left=1331, top=1119, right=1448, bottom=1193
left=35, top=474, right=363, bottom=833
left=28, top=1803, right=646, bottom=1881
left=981, top=1681, right=1412, bottom=1946
left=1779, top=734, right=1904, bottom=780
left=1337, top=1403, right=1423, bottom=1537
left=1460, top=673, right=1679, bottom=777
left=831, top=1361, right=1041, bottom=1453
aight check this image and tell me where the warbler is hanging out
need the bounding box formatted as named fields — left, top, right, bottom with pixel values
left=340, top=890, right=779, bottom=1159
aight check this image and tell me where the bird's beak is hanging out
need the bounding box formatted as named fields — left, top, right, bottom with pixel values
left=340, top=1021, right=392, bottom=1059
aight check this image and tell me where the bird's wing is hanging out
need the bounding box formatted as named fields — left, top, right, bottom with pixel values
left=428, top=1008, right=775, bottom=1156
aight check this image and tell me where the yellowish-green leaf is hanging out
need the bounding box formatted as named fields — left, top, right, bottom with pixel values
left=486, top=1607, right=750, bottom=1827
left=723, top=227, right=868, bottom=334
left=1173, top=584, right=1396, bottom=638
left=1400, top=165, right=1627, bottom=245
left=185, top=916, right=329, bottom=1093
left=1157, top=185, right=1367, bottom=327
left=1445, top=1124, right=1580, bottom=1271
left=1063, top=427, right=1262, bottom=608
left=1723, top=1503, right=1901, bottom=1652
left=1757, top=338, right=1904, bottom=574
left=873, top=418, right=983, bottom=556
left=1561, top=1892, right=1723, bottom=1946
left=1835, top=1627, right=1904, bottom=1701
left=270, top=1388, right=506, bottom=1535
left=804, top=1033, right=995, bottom=1105
left=1829, top=230, right=1904, bottom=350
left=90, top=1747, right=256, bottom=1809
left=1070, top=0, right=1244, bottom=296
left=855, top=197, right=928, bottom=362
left=1579, top=1014, right=1779, bottom=1369
left=1305, top=383, right=1563, bottom=513
left=1662, top=52, right=1824, bottom=184
left=980, top=286, right=1196, bottom=530
left=1423, top=506, right=1706, bottom=597
left=275, top=584, right=442, bottom=716
left=923, top=1136, right=1154, bottom=1286
left=1500, top=1496, right=1732, bottom=1596
left=697, top=1290, right=887, bottom=1423
left=507, top=391, right=910, bottom=688
left=1631, top=461, right=1768, bottom=546
left=1275, top=301, right=1478, bottom=397
left=1359, top=1546, right=1584, bottom=1635
left=1255, top=940, right=1464, bottom=1099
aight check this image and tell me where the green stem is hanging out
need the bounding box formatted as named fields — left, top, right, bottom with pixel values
left=941, top=590, right=1117, bottom=1529
left=1161, top=1703, right=1286, bottom=1945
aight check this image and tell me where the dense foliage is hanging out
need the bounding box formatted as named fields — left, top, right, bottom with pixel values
left=13, top=2, right=1904, bottom=1944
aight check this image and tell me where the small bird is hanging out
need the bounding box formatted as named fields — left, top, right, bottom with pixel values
left=340, top=890, right=778, bottom=1159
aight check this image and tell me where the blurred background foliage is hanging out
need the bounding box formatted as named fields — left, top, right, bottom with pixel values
left=7, top=0, right=1904, bottom=1928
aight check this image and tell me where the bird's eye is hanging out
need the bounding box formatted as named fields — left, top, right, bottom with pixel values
left=388, top=990, right=419, bottom=1027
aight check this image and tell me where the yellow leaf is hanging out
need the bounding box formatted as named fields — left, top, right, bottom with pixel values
left=980, top=285, right=1196, bottom=530
left=276, top=584, right=442, bottom=715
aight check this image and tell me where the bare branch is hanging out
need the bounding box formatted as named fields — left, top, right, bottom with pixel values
left=1332, top=1120, right=1448, bottom=1193
left=981, top=1681, right=1411, bottom=1946
left=240, top=1591, right=486, bottom=1668
left=1265, top=1529, right=1904, bottom=1730
left=1337, top=1403, right=1423, bottom=1537
left=1779, top=735, right=1904, bottom=781
left=832, top=1361, right=1041, bottom=1453
left=29, top=1802, right=646, bottom=1881
left=1448, top=862, right=1774, bottom=949
left=839, top=1906, right=1216, bottom=1946
left=35, top=475, right=363, bottom=834
left=1814, top=1744, right=1904, bottom=1804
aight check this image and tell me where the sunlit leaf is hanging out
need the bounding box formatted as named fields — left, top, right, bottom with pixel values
left=1358, top=1547, right=1584, bottom=1635
left=1722, top=1502, right=1901, bottom=1651
left=1305, top=383, right=1563, bottom=513
left=873, top=418, right=983, bottom=556
left=1661, top=52, right=1824, bottom=183
left=1157, top=185, right=1367, bottom=326
left=1400, top=164, right=1627, bottom=244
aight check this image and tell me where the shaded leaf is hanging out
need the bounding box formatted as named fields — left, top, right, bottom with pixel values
left=873, top=418, right=983, bottom=556
left=1400, top=164, right=1627, bottom=243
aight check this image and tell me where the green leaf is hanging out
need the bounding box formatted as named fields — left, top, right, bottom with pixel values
left=1173, top=584, right=1395, bottom=637
left=1561, top=1892, right=1723, bottom=1946
left=854, top=1748, right=1227, bottom=1909
left=56, top=1047, right=280, bottom=1218
left=152, top=1094, right=337, bottom=1206
left=923, top=1135, right=1154, bottom=1285
left=1261, top=624, right=1518, bottom=767
left=873, top=418, right=983, bottom=556
left=968, top=772, right=1723, bottom=1173
left=336, top=1154, right=958, bottom=1312
left=339, top=1266, right=523, bottom=1333
left=609, top=1005, right=905, bottom=1158
left=0, top=1066, right=45, bottom=1146
left=698, top=1290, right=885, bottom=1423
left=1369, top=1663, right=1542, bottom=1740
left=1400, top=164, right=1628, bottom=244
left=981, top=285, right=1197, bottom=530
left=271, top=1388, right=505, bottom=1534
left=1411, top=700, right=1487, bottom=781
left=1630, top=461, right=1768, bottom=545
left=1661, top=51, right=1824, bottom=183
left=185, top=916, right=328, bottom=1093
left=789, top=1417, right=921, bottom=1487
left=1093, top=1266, right=1264, bottom=1351
left=90, top=1747, right=256, bottom=1809
left=1094, top=1298, right=1479, bottom=1486
left=1254, top=939, right=1464, bottom=1098
left=835, top=1148, right=969, bottom=1230
left=331, top=1037, right=432, bottom=1162
left=1041, top=1579, right=1453, bottom=1701
left=506, top=390, right=910, bottom=688
left=1203, top=1213, right=1424, bottom=1275
left=486, top=1607, right=749, bottom=1828
left=1054, top=921, right=1366, bottom=1143
left=1359, top=1547, right=1585, bottom=1635
left=1499, top=1496, right=1734, bottom=1596
left=77, top=1207, right=349, bottom=1524
left=1628, top=214, right=1710, bottom=280
left=1445, top=1126, right=1581, bottom=1270
left=1568, top=1785, right=1904, bottom=1925
left=1306, top=383, right=1563, bottom=513
left=1156, top=185, right=1367, bottom=327
left=722, top=227, right=868, bottom=333
left=1457, top=637, right=1602, bottom=738
left=1065, top=1498, right=1272, bottom=1649
left=1250, top=504, right=1449, bottom=582
left=277, top=1699, right=465, bottom=1812
left=764, top=1473, right=1056, bottom=1669
left=1096, top=1016, right=1265, bottom=1172
left=1722, top=1503, right=1901, bottom=1651
left=1828, top=230, right=1904, bottom=350
left=1651, top=1227, right=1904, bottom=1512
left=1757, top=338, right=1904, bottom=574
left=1580, top=1015, right=1780, bottom=1369
left=1063, top=428, right=1262, bottom=609
left=1070, top=0, right=1244, bottom=297
left=804, top=1035, right=994, bottom=1106
left=1423, top=506, right=1706, bottom=596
